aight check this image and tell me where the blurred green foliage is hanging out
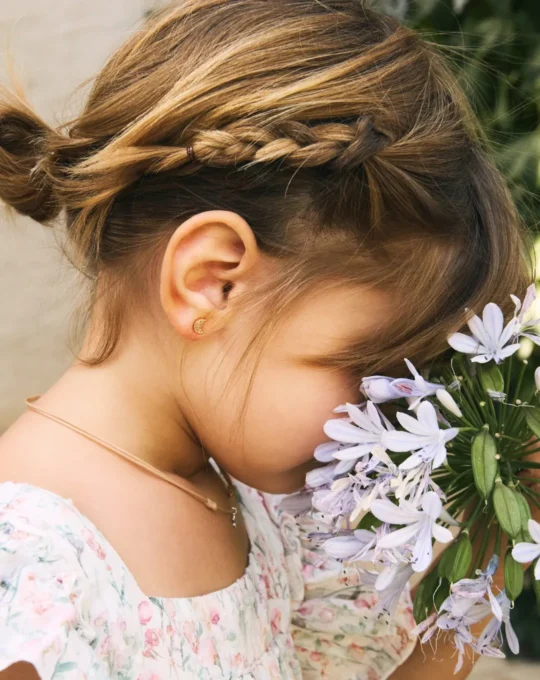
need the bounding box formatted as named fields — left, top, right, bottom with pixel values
left=379, top=0, right=540, bottom=226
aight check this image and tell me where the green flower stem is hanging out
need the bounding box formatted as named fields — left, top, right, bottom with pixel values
left=494, top=524, right=503, bottom=556
left=521, top=484, right=540, bottom=509
left=501, top=354, right=513, bottom=428
left=510, top=460, right=540, bottom=469
left=497, top=433, right=524, bottom=444
left=472, top=517, right=491, bottom=574
left=513, top=358, right=528, bottom=404
left=464, top=499, right=484, bottom=529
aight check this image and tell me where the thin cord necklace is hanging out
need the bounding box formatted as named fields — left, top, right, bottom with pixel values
left=25, top=395, right=239, bottom=527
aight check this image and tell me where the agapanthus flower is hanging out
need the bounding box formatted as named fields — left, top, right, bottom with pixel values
left=361, top=358, right=440, bottom=410
left=322, top=528, right=377, bottom=562
left=371, top=491, right=453, bottom=572
left=512, top=282, right=540, bottom=345
left=447, top=301, right=521, bottom=364
left=451, top=555, right=502, bottom=621
left=414, top=596, right=491, bottom=674
left=323, top=401, right=391, bottom=474
left=512, top=519, right=540, bottom=579
left=361, top=564, right=414, bottom=615
left=381, top=400, right=459, bottom=471
left=476, top=591, right=519, bottom=657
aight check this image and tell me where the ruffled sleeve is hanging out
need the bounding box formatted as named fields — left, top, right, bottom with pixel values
left=270, top=494, right=417, bottom=680
left=0, top=488, right=106, bottom=679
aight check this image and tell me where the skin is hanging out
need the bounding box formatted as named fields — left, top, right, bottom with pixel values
left=0, top=209, right=537, bottom=678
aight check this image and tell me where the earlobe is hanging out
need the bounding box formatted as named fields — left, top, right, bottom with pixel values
left=159, top=210, right=259, bottom=338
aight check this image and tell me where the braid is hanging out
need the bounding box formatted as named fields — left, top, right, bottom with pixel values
left=59, top=117, right=392, bottom=212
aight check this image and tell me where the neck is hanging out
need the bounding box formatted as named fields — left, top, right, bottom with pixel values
left=38, top=336, right=209, bottom=481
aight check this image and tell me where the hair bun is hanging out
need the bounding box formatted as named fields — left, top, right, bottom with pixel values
left=0, top=90, right=62, bottom=224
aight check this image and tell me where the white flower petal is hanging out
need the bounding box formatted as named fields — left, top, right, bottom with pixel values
left=471, top=354, right=493, bottom=364
left=412, top=521, right=433, bottom=572
left=535, top=558, right=540, bottom=581
left=322, top=535, right=363, bottom=559
left=332, top=443, right=373, bottom=460
left=334, top=457, right=357, bottom=475
left=468, top=314, right=492, bottom=349
left=498, top=343, right=522, bottom=358
left=528, top=519, right=540, bottom=544
left=396, top=410, right=430, bottom=436
left=506, top=620, right=520, bottom=655
left=398, top=453, right=424, bottom=471
left=512, top=542, right=540, bottom=564
left=371, top=498, right=420, bottom=525
left=323, top=419, right=377, bottom=444
left=416, top=400, right=439, bottom=431
left=421, top=491, right=442, bottom=519
left=314, top=441, right=340, bottom=462
left=432, top=523, right=454, bottom=544
left=382, top=430, right=427, bottom=452
left=378, top=522, right=420, bottom=549
left=366, top=401, right=383, bottom=429
left=432, top=443, right=449, bottom=469
left=482, top=303, right=504, bottom=344
left=346, top=402, right=380, bottom=433
left=447, top=332, right=484, bottom=354
left=488, top=588, right=503, bottom=622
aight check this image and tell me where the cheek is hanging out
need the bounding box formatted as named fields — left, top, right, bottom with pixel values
left=242, top=362, right=360, bottom=469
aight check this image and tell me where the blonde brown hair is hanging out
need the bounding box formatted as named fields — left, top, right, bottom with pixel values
left=0, top=0, right=533, bottom=409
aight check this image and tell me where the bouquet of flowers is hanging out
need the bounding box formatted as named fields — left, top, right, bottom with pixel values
left=288, top=283, right=540, bottom=671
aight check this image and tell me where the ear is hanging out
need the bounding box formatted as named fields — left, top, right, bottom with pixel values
left=160, top=210, right=261, bottom=338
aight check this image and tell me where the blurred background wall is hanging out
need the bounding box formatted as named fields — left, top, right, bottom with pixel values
left=0, top=0, right=168, bottom=429
left=0, top=0, right=539, bottom=675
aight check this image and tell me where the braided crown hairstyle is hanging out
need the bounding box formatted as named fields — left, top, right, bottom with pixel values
left=0, top=0, right=533, bottom=396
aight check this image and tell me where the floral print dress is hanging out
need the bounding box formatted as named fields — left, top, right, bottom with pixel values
left=0, top=480, right=415, bottom=679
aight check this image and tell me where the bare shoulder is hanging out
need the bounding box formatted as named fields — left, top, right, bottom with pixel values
left=0, top=413, right=251, bottom=600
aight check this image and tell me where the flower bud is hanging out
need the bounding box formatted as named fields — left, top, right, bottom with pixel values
left=436, top=389, right=463, bottom=418
left=535, top=366, right=540, bottom=392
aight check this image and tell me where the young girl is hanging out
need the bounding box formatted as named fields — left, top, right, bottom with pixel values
left=0, top=1, right=532, bottom=678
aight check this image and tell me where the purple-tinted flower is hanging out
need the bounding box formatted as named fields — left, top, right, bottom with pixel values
left=361, top=359, right=440, bottom=410
left=322, top=401, right=391, bottom=475
left=451, top=555, right=502, bottom=621
left=322, top=529, right=377, bottom=562
left=476, top=591, right=519, bottom=657
left=371, top=491, right=453, bottom=572
left=447, top=300, right=521, bottom=364
left=381, top=401, right=459, bottom=471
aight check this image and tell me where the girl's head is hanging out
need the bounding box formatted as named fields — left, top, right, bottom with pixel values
left=0, top=1, right=532, bottom=492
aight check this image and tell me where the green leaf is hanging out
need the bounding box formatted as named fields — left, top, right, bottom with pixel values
left=433, top=578, right=451, bottom=611
left=438, top=542, right=458, bottom=580
left=493, top=483, right=522, bottom=538
left=526, top=408, right=540, bottom=440
left=451, top=534, right=473, bottom=582
left=478, top=364, right=505, bottom=394
left=413, top=569, right=439, bottom=624
left=515, top=491, right=533, bottom=541
left=471, top=430, right=499, bottom=499
left=354, top=511, right=383, bottom=531
left=504, top=551, right=524, bottom=601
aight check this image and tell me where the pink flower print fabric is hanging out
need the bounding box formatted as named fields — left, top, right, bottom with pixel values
left=0, top=480, right=415, bottom=679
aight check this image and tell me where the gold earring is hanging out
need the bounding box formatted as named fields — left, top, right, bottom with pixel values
left=193, top=317, right=206, bottom=335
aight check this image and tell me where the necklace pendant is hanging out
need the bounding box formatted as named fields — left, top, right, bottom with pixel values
left=231, top=506, right=238, bottom=528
